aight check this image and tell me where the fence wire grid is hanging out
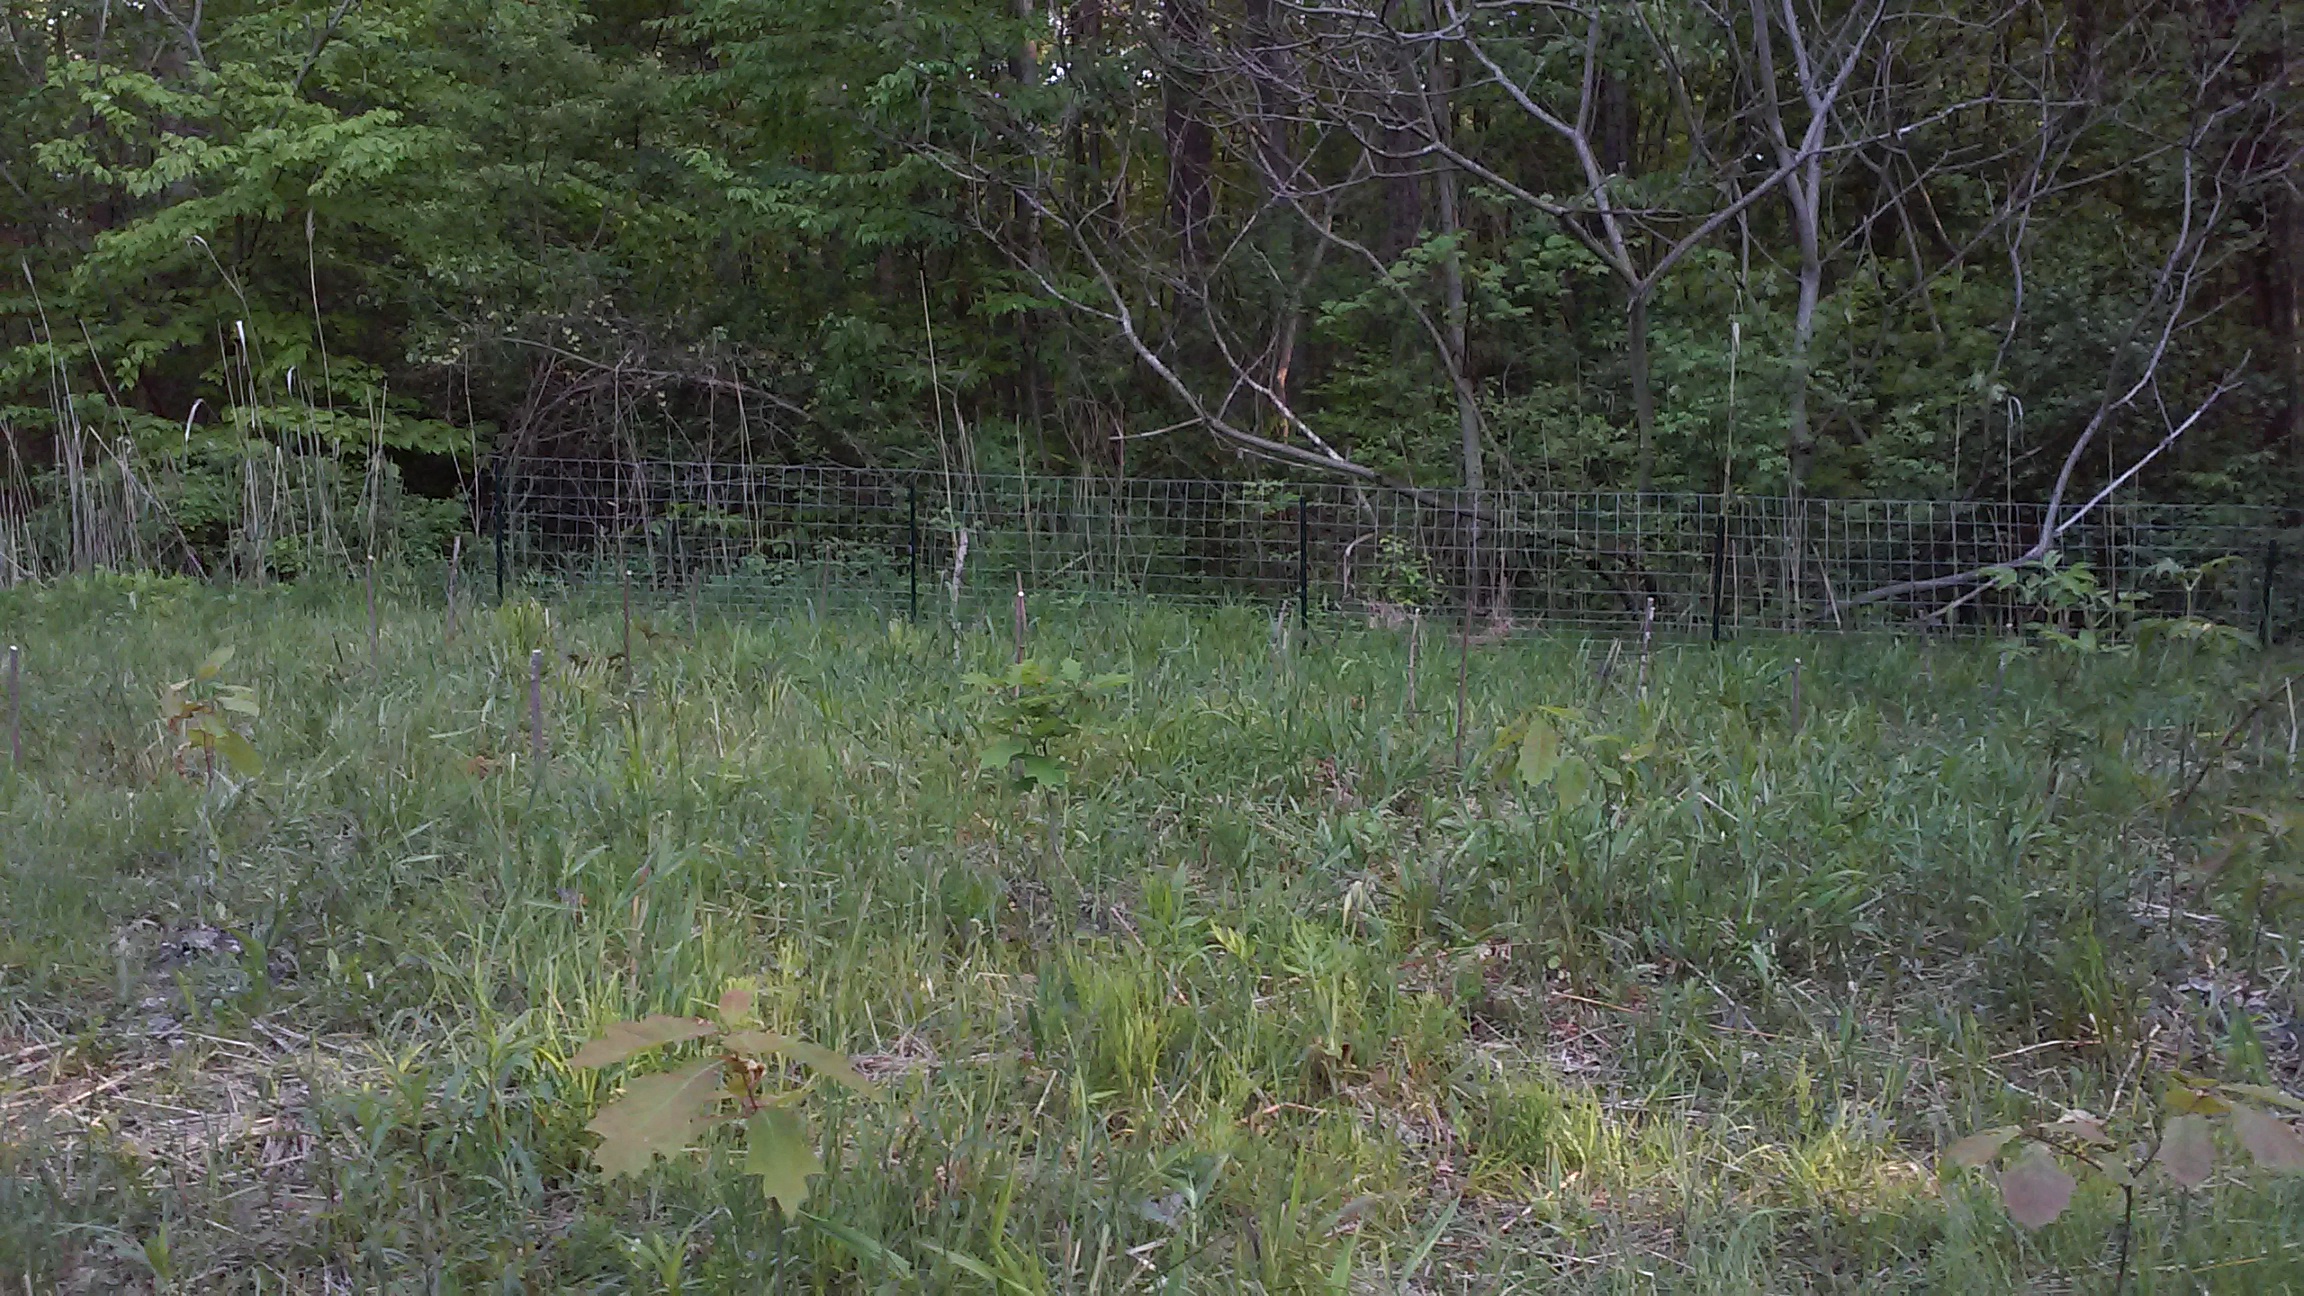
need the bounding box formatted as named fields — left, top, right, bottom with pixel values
left=486, top=458, right=2299, bottom=640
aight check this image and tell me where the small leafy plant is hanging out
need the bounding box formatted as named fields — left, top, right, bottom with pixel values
left=2196, top=803, right=2304, bottom=965
left=496, top=596, right=553, bottom=653
left=1488, top=704, right=1671, bottom=810
left=963, top=657, right=1128, bottom=790
left=1946, top=1073, right=2304, bottom=1232
left=159, top=645, right=261, bottom=777
left=570, top=984, right=878, bottom=1212
left=2143, top=554, right=2247, bottom=622
left=1983, top=552, right=2140, bottom=654
left=1367, top=533, right=1438, bottom=610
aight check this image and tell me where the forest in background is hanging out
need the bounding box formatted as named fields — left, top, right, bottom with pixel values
left=1, top=0, right=2299, bottom=550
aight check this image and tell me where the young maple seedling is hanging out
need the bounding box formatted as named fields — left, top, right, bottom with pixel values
left=1945, top=1072, right=2304, bottom=1236
left=159, top=645, right=262, bottom=779
left=569, top=985, right=878, bottom=1212
left=963, top=656, right=1128, bottom=791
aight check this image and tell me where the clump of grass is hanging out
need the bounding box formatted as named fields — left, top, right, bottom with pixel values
left=0, top=572, right=2298, bottom=1292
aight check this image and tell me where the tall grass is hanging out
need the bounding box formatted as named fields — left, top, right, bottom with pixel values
left=0, top=573, right=2298, bottom=1292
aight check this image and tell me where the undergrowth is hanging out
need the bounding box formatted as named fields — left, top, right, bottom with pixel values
left=0, top=571, right=2298, bottom=1292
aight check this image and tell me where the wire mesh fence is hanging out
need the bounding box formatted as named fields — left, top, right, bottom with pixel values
left=488, top=458, right=2300, bottom=640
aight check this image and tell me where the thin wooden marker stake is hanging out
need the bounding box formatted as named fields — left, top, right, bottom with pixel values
left=1454, top=602, right=1471, bottom=770
left=2287, top=678, right=2297, bottom=768
left=6, top=645, right=18, bottom=770
left=446, top=536, right=462, bottom=643
left=1406, top=609, right=1421, bottom=719
left=528, top=648, right=546, bottom=768
left=1013, top=577, right=1027, bottom=665
left=1637, top=596, right=1657, bottom=698
left=621, top=564, right=634, bottom=692
left=1790, top=657, right=1803, bottom=734
left=365, top=555, right=379, bottom=671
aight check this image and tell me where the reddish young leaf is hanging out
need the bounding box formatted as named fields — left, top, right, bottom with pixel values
left=1999, top=1144, right=2074, bottom=1230
left=569, top=1015, right=717, bottom=1069
left=2043, top=1115, right=2110, bottom=1147
left=1945, top=1127, right=2020, bottom=1169
left=721, top=1030, right=878, bottom=1093
left=2230, top=1105, right=2304, bottom=1173
left=2157, top=1114, right=2215, bottom=1188
left=717, top=986, right=757, bottom=1028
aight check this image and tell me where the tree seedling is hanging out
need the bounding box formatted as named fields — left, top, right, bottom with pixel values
left=159, top=645, right=261, bottom=778
left=570, top=984, right=879, bottom=1213
left=964, top=656, right=1127, bottom=791
left=1945, top=1071, right=2303, bottom=1265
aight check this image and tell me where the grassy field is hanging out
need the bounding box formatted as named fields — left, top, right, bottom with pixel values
left=1, top=571, right=2300, bottom=1293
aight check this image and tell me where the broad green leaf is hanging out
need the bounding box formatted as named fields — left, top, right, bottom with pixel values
left=721, top=1030, right=878, bottom=1093
left=1017, top=754, right=1068, bottom=787
left=1999, top=1143, right=2073, bottom=1229
left=718, top=986, right=757, bottom=1029
left=2157, top=1114, right=2215, bottom=1187
left=2230, top=1105, right=2304, bottom=1172
left=1945, top=1127, right=2020, bottom=1169
left=2165, top=1085, right=2229, bottom=1117
left=196, top=645, right=234, bottom=680
left=569, top=1015, right=717, bottom=1068
left=2219, top=1083, right=2304, bottom=1114
left=2043, top=1116, right=2110, bottom=1147
left=212, top=729, right=263, bottom=777
left=1516, top=714, right=1561, bottom=787
left=977, top=738, right=1026, bottom=771
left=745, top=1107, right=822, bottom=1213
left=216, top=689, right=259, bottom=716
left=585, top=1058, right=725, bottom=1178
left=1553, top=754, right=1593, bottom=810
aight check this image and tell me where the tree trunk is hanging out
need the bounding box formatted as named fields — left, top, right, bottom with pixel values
left=1436, top=166, right=1481, bottom=499
left=1013, top=0, right=1045, bottom=456
left=1425, top=45, right=1481, bottom=500
left=2287, top=181, right=2303, bottom=466
left=1629, top=291, right=1654, bottom=491
left=1785, top=166, right=1823, bottom=494
left=1163, top=0, right=1214, bottom=260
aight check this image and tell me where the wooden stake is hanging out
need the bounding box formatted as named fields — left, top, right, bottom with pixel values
left=365, top=555, right=378, bottom=671
left=1013, top=576, right=1027, bottom=665
left=6, top=645, right=18, bottom=771
left=1637, top=596, right=1657, bottom=698
left=1790, top=657, right=1803, bottom=734
left=1406, top=610, right=1421, bottom=719
left=446, top=536, right=462, bottom=643
left=2286, top=678, right=2296, bottom=768
left=1454, top=601, right=1470, bottom=769
left=529, top=648, right=546, bottom=768
left=621, top=564, right=634, bottom=692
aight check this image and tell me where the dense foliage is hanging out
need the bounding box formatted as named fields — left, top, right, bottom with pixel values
left=1, top=1, right=2298, bottom=511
